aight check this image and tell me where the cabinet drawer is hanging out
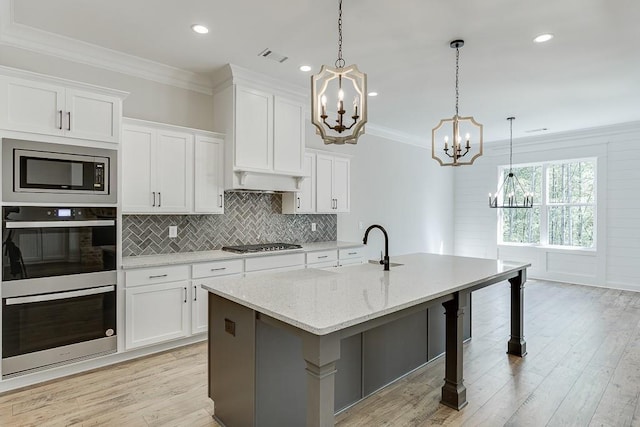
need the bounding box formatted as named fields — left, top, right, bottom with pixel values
left=339, top=247, right=364, bottom=260
left=192, top=259, right=243, bottom=279
left=307, top=250, right=338, bottom=265
left=245, top=252, right=305, bottom=272
left=125, top=265, right=189, bottom=287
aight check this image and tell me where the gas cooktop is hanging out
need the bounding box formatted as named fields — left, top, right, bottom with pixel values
left=221, top=243, right=303, bottom=254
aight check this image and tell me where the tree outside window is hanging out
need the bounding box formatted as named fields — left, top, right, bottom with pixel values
left=499, top=159, right=596, bottom=248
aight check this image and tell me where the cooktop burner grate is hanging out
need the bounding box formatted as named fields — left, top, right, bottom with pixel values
left=221, top=243, right=303, bottom=254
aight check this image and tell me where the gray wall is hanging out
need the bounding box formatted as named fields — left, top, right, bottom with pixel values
left=122, top=192, right=336, bottom=256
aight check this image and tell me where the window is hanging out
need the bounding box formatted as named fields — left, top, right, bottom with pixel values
left=499, top=158, right=596, bottom=248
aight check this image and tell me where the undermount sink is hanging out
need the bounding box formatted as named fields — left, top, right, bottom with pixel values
left=368, top=260, right=404, bottom=268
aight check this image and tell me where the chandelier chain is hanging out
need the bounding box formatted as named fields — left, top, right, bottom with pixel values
left=509, top=117, right=514, bottom=172
left=455, top=47, right=460, bottom=117
left=335, top=0, right=345, bottom=68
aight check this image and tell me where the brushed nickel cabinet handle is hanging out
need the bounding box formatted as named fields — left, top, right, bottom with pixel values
left=58, top=110, right=63, bottom=129
left=219, top=194, right=223, bottom=208
left=148, top=274, right=168, bottom=279
left=193, top=285, right=197, bottom=301
left=318, top=255, right=328, bottom=259
left=158, top=192, right=161, bottom=207
left=297, top=197, right=301, bottom=209
left=67, top=111, right=71, bottom=131
left=210, top=267, right=227, bottom=272
left=183, top=287, right=187, bottom=303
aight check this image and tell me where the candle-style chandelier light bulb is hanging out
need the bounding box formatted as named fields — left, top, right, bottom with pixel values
left=432, top=39, right=483, bottom=166
left=489, top=117, right=534, bottom=209
left=311, top=0, right=367, bottom=145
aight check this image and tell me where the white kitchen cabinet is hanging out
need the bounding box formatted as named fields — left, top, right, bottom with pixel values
left=194, top=135, right=224, bottom=213
left=316, top=153, right=351, bottom=213
left=282, top=152, right=316, bottom=214
left=191, top=259, right=243, bottom=334
left=273, top=96, right=305, bottom=174
left=212, top=64, right=306, bottom=191
left=0, top=68, right=125, bottom=143
left=306, top=249, right=338, bottom=268
left=234, top=86, right=273, bottom=171
left=125, top=280, right=190, bottom=349
left=122, top=122, right=192, bottom=214
left=339, top=247, right=365, bottom=266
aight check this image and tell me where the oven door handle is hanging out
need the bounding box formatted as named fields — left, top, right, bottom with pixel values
left=5, top=285, right=115, bottom=305
left=5, top=220, right=116, bottom=229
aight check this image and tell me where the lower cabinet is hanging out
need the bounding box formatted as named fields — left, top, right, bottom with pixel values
left=125, top=281, right=190, bottom=349
left=191, top=283, right=210, bottom=335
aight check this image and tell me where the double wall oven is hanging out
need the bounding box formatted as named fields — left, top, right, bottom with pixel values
left=2, top=208, right=117, bottom=377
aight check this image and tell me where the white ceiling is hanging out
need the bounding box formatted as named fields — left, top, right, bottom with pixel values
left=6, top=0, right=640, bottom=144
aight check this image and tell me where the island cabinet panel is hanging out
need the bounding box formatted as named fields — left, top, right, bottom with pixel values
left=255, top=320, right=307, bottom=425
left=334, top=333, right=363, bottom=411
left=362, top=310, right=428, bottom=396
left=209, top=294, right=256, bottom=427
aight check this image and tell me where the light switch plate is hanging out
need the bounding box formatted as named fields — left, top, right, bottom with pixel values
left=169, top=225, right=178, bottom=238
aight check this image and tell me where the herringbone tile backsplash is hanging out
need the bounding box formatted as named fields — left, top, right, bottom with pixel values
left=122, top=192, right=337, bottom=256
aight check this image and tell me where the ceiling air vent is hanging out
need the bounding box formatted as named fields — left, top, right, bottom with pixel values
left=258, top=48, right=288, bottom=63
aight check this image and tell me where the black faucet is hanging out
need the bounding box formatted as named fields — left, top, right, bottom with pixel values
left=363, top=224, right=390, bottom=271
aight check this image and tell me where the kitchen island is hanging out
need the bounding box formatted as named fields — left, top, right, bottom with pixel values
left=203, top=253, right=529, bottom=427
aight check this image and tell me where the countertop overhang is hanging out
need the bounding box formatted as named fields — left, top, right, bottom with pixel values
left=202, top=253, right=530, bottom=336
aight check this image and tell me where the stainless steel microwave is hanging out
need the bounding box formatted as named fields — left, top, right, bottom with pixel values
left=2, top=138, right=117, bottom=204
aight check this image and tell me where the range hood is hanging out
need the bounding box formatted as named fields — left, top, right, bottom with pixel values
left=225, top=169, right=307, bottom=193
left=211, top=64, right=308, bottom=194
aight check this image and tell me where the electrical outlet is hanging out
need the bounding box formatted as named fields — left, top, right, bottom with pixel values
left=311, top=223, right=317, bottom=232
left=169, top=225, right=178, bottom=238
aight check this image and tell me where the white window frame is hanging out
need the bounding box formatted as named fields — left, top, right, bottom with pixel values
left=498, top=157, right=597, bottom=250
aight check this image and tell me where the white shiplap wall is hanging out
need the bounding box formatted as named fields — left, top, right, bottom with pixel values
left=453, top=121, right=640, bottom=291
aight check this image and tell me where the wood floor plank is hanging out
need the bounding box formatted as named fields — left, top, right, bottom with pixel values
left=0, top=280, right=636, bottom=426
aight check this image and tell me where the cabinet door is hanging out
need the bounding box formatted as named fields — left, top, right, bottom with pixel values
left=65, top=89, right=120, bottom=143
left=156, top=130, right=193, bottom=213
left=316, top=153, right=335, bottom=213
left=333, top=156, right=350, bottom=212
left=125, top=281, right=190, bottom=349
left=234, top=86, right=273, bottom=171
left=0, top=76, right=65, bottom=136
left=194, top=135, right=224, bottom=213
left=297, top=152, right=316, bottom=213
left=191, top=283, right=209, bottom=335
left=273, top=96, right=304, bottom=175
left=122, top=125, right=155, bottom=213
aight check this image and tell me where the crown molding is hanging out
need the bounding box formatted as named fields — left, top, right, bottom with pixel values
left=0, top=0, right=213, bottom=94
left=365, top=123, right=427, bottom=148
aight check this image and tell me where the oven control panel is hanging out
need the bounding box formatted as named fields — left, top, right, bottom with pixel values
left=47, top=208, right=82, bottom=218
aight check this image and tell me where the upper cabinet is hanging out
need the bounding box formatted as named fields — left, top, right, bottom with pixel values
left=0, top=66, right=127, bottom=143
left=122, top=119, right=224, bottom=215
left=316, top=152, right=351, bottom=213
left=282, top=152, right=316, bottom=214
left=212, top=64, right=306, bottom=192
left=283, top=150, right=351, bottom=214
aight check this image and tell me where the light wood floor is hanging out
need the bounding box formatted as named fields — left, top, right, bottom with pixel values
left=1, top=279, right=640, bottom=426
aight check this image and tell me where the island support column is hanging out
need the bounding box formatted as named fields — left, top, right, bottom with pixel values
left=441, top=291, right=468, bottom=410
left=507, top=269, right=527, bottom=356
left=301, top=332, right=341, bottom=427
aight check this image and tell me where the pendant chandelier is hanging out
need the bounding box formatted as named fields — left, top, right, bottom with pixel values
left=311, top=0, right=367, bottom=145
left=432, top=40, right=483, bottom=166
left=489, top=117, right=533, bottom=208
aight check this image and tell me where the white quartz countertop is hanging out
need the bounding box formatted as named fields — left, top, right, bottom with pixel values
left=121, top=241, right=363, bottom=269
left=202, top=253, right=530, bottom=336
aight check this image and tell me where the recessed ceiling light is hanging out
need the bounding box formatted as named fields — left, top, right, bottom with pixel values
left=191, top=24, right=209, bottom=34
left=368, top=92, right=378, bottom=97
left=533, top=33, right=554, bottom=43
left=299, top=65, right=312, bottom=72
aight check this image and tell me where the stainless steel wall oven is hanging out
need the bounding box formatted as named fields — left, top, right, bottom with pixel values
left=2, top=206, right=117, bottom=377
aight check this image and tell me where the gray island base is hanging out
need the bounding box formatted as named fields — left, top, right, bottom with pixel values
left=203, top=253, right=529, bottom=427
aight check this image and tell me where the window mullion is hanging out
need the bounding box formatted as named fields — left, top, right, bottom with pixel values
left=540, top=163, right=549, bottom=246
